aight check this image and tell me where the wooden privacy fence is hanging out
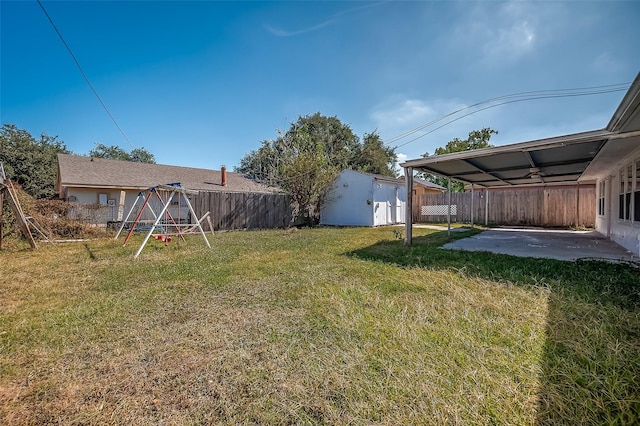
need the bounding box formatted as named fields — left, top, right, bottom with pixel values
left=414, top=185, right=596, bottom=227
left=193, top=191, right=294, bottom=231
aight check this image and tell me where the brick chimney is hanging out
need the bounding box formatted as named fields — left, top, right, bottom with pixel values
left=221, top=165, right=227, bottom=187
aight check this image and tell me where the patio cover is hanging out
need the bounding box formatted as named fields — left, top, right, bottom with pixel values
left=401, top=129, right=617, bottom=188
left=400, top=72, right=640, bottom=244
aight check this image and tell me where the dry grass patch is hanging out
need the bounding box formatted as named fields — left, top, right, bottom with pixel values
left=1, top=227, right=638, bottom=424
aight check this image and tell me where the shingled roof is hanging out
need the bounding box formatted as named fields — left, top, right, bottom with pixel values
left=413, top=177, right=446, bottom=191
left=57, top=154, right=276, bottom=193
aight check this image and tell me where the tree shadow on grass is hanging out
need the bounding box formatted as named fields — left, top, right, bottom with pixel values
left=348, top=230, right=640, bottom=424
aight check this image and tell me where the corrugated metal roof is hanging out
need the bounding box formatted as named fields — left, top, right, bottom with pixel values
left=57, top=154, right=277, bottom=193
left=402, top=131, right=610, bottom=187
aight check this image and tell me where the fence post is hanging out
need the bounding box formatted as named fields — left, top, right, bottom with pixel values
left=576, top=183, right=580, bottom=227
left=470, top=184, right=474, bottom=228
left=485, top=188, right=489, bottom=226
left=447, top=178, right=451, bottom=236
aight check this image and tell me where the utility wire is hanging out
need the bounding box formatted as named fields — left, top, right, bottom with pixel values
left=387, top=84, right=629, bottom=149
left=385, top=83, right=629, bottom=144
left=248, top=82, right=631, bottom=183
left=37, top=0, right=135, bottom=150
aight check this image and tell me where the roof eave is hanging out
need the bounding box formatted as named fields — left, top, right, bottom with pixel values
left=400, top=129, right=612, bottom=169
left=607, top=72, right=640, bottom=132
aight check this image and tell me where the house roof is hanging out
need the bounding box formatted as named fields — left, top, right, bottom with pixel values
left=401, top=72, right=640, bottom=187
left=412, top=177, right=446, bottom=191
left=57, top=154, right=276, bottom=193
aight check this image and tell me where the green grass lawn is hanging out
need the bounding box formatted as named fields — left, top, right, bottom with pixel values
left=1, top=227, right=638, bottom=424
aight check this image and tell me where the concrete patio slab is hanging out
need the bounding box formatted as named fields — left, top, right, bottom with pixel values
left=409, top=224, right=469, bottom=232
left=441, top=228, right=637, bottom=263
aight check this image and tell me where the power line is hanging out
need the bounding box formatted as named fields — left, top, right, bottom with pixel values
left=36, top=0, right=135, bottom=150
left=246, top=82, right=631, bottom=183
left=385, top=83, right=629, bottom=144
left=386, top=84, right=629, bottom=144
left=387, top=83, right=630, bottom=149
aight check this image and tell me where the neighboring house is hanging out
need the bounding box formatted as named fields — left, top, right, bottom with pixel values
left=412, top=177, right=446, bottom=196
left=320, top=169, right=407, bottom=227
left=401, top=72, right=640, bottom=257
left=57, top=154, right=274, bottom=223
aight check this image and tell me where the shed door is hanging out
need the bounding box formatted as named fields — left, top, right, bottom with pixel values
left=390, top=188, right=398, bottom=223
left=373, top=184, right=387, bottom=226
left=374, top=200, right=387, bottom=226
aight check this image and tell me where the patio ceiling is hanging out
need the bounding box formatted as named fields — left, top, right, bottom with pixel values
left=401, top=130, right=613, bottom=187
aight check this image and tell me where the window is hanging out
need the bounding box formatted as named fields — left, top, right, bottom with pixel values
left=635, top=160, right=640, bottom=222
left=619, top=166, right=633, bottom=221
left=626, top=164, right=632, bottom=220
left=598, top=181, right=605, bottom=216
left=619, top=169, right=625, bottom=219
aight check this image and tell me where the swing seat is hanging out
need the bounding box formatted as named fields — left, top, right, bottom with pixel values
left=154, top=234, right=172, bottom=243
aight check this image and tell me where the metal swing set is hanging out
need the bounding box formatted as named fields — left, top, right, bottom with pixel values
left=114, top=183, right=211, bottom=258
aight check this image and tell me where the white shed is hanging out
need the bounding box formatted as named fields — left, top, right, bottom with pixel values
left=320, top=169, right=407, bottom=227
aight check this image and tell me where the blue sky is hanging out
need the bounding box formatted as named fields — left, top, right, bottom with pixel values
left=2, top=1, right=639, bottom=172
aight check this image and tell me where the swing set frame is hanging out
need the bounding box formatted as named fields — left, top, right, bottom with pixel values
left=114, top=183, right=211, bottom=258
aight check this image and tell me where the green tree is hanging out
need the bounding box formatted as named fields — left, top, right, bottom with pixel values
left=236, top=140, right=281, bottom=185
left=88, top=143, right=156, bottom=163
left=278, top=127, right=340, bottom=225
left=236, top=114, right=398, bottom=224
left=237, top=113, right=363, bottom=180
left=421, top=127, right=497, bottom=192
left=0, top=124, right=70, bottom=198
left=284, top=113, right=360, bottom=169
left=351, top=132, right=397, bottom=176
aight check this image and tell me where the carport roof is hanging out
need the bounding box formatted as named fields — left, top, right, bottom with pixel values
left=401, top=72, right=640, bottom=188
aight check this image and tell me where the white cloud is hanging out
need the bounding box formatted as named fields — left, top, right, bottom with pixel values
left=371, top=99, right=435, bottom=130
left=370, top=97, right=473, bottom=143
left=484, top=18, right=535, bottom=59
left=369, top=95, right=510, bottom=161
left=490, top=2, right=537, bottom=54
left=450, top=1, right=549, bottom=65
left=264, top=19, right=337, bottom=37
left=394, top=152, right=408, bottom=175
left=264, top=2, right=385, bottom=37
left=589, top=52, right=624, bottom=74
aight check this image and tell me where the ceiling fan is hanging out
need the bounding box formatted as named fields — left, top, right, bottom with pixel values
left=525, top=167, right=546, bottom=179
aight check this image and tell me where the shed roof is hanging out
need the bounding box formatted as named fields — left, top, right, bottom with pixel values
left=341, top=169, right=406, bottom=186
left=401, top=72, right=640, bottom=187
left=57, top=154, right=277, bottom=193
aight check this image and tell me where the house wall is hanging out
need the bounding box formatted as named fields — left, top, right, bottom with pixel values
left=66, top=188, right=128, bottom=223
left=320, top=170, right=374, bottom=226
left=413, top=186, right=443, bottom=197
left=596, top=146, right=640, bottom=257
left=66, top=187, right=192, bottom=224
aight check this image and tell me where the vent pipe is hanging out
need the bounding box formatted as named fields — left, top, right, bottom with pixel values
left=221, top=165, right=227, bottom=187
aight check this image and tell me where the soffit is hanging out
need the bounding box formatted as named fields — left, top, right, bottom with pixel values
left=401, top=131, right=610, bottom=187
